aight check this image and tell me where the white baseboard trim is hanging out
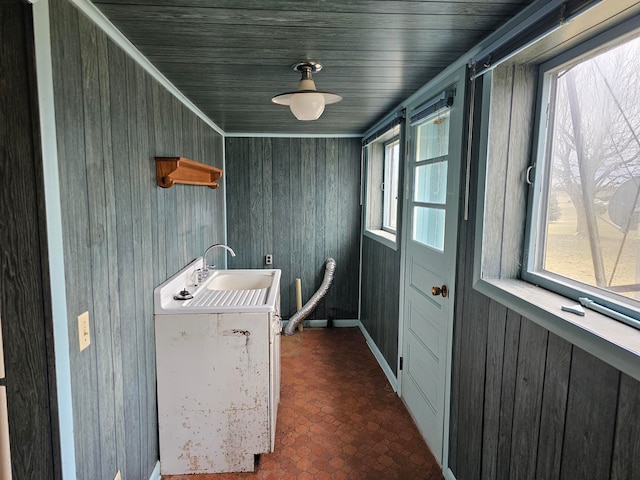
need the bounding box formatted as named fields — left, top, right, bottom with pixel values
left=281, top=319, right=360, bottom=329
left=149, top=461, right=161, bottom=480
left=358, top=324, right=398, bottom=392
left=444, top=467, right=457, bottom=480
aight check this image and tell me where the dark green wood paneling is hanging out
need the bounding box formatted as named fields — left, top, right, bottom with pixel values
left=79, top=14, right=117, bottom=479
left=450, top=86, right=490, bottom=476
left=480, top=300, right=507, bottom=480
left=51, top=2, right=101, bottom=476
left=109, top=38, right=139, bottom=480
left=560, top=349, right=619, bottom=480
left=494, top=310, right=521, bottom=480
left=225, top=137, right=361, bottom=321
left=509, top=320, right=548, bottom=479
left=449, top=62, right=640, bottom=480
left=449, top=83, right=481, bottom=469
left=0, top=2, right=58, bottom=478
left=313, top=139, right=327, bottom=318
left=106, top=38, right=132, bottom=477
left=50, top=0, right=225, bottom=478
left=456, top=292, right=491, bottom=480
left=271, top=138, right=293, bottom=312
left=535, top=333, right=572, bottom=479
left=360, top=236, right=401, bottom=374
left=320, top=138, right=337, bottom=318
left=300, top=139, right=316, bottom=314
left=611, top=374, right=640, bottom=480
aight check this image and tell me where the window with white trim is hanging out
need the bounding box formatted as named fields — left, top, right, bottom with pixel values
left=364, top=122, right=402, bottom=248
left=525, top=29, right=640, bottom=328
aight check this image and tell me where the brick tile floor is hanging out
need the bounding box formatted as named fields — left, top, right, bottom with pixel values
left=162, top=327, right=443, bottom=480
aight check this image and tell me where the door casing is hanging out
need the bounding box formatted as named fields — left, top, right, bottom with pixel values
left=397, top=65, right=468, bottom=469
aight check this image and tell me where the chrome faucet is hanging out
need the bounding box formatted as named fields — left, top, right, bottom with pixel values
left=195, top=243, right=236, bottom=284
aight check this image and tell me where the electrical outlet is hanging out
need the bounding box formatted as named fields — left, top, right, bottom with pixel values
left=265, top=254, right=273, bottom=265
left=78, top=311, right=90, bottom=351
left=114, top=470, right=121, bottom=480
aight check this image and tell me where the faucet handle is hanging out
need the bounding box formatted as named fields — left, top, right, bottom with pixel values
left=192, top=267, right=210, bottom=286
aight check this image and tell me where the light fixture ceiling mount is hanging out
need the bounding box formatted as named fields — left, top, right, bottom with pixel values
left=271, top=62, right=342, bottom=121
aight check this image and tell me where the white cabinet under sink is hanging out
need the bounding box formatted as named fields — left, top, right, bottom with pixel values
left=154, top=261, right=281, bottom=475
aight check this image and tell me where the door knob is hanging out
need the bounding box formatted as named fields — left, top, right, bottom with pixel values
left=431, top=285, right=448, bottom=297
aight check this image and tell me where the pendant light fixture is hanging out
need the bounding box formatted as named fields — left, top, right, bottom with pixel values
left=271, top=62, right=342, bottom=121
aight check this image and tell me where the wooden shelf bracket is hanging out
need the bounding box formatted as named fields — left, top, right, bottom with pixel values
left=155, top=156, right=223, bottom=189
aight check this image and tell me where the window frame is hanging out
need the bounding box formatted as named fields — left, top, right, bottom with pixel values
left=472, top=13, right=640, bottom=384
left=382, top=136, right=400, bottom=235
left=522, top=23, right=640, bottom=327
left=363, top=123, right=404, bottom=250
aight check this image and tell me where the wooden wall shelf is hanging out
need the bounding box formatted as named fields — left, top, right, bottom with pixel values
left=155, top=157, right=223, bottom=189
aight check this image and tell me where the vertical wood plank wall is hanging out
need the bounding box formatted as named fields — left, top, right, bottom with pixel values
left=449, top=66, right=640, bottom=480
left=360, top=237, right=401, bottom=374
left=225, top=137, right=361, bottom=321
left=0, top=2, right=58, bottom=478
left=49, top=0, right=225, bottom=478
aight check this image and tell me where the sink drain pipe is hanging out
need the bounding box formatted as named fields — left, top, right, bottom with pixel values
left=283, top=257, right=336, bottom=336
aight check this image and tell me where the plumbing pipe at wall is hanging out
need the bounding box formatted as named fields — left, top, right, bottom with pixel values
left=283, top=258, right=336, bottom=336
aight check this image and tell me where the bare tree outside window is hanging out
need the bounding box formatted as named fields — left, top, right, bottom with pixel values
left=541, top=34, right=640, bottom=301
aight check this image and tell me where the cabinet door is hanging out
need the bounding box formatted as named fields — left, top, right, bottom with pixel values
left=156, top=313, right=270, bottom=474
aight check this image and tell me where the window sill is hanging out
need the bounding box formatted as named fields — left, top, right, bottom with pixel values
left=364, top=229, right=398, bottom=250
left=474, top=277, right=640, bottom=382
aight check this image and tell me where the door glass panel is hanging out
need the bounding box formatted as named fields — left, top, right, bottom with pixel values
left=415, top=161, right=447, bottom=204
left=415, top=111, right=450, bottom=161
left=413, top=206, right=445, bottom=251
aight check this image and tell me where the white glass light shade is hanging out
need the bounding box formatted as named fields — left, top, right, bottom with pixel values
left=271, top=63, right=342, bottom=121
left=289, top=92, right=326, bottom=121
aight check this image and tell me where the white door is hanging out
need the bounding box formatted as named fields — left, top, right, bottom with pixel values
left=400, top=72, right=465, bottom=463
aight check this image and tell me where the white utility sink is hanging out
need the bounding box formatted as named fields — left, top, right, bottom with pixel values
left=153, top=258, right=281, bottom=314
left=207, top=270, right=273, bottom=290
left=154, top=259, right=282, bottom=475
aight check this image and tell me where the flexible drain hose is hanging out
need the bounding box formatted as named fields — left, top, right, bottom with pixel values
left=283, top=257, right=336, bottom=336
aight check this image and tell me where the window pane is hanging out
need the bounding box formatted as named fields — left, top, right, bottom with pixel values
left=415, top=161, right=447, bottom=204
left=383, top=139, right=400, bottom=232
left=415, top=110, right=450, bottom=161
left=364, top=123, right=400, bottom=244
left=413, top=206, right=445, bottom=251
left=539, top=35, right=640, bottom=303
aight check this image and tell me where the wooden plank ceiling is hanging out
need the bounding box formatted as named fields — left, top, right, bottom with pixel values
left=92, top=0, right=532, bottom=135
